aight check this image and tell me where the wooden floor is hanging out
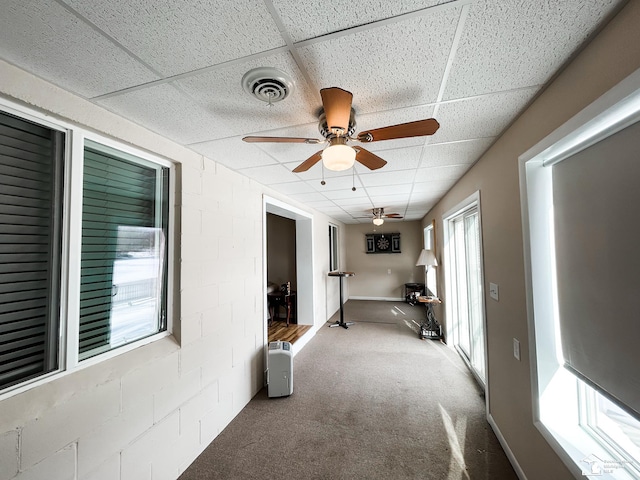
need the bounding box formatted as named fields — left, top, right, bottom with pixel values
left=268, top=320, right=311, bottom=344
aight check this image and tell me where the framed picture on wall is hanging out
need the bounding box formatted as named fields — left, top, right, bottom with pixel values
left=366, top=233, right=401, bottom=254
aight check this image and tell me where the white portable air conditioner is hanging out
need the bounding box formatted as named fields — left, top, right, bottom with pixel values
left=268, top=341, right=293, bottom=398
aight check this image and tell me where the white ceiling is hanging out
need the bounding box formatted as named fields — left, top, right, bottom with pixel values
left=0, top=0, right=626, bottom=223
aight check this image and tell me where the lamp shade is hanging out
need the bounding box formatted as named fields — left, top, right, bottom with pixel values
left=322, top=144, right=356, bottom=171
left=416, top=249, right=438, bottom=267
left=373, top=217, right=384, bottom=226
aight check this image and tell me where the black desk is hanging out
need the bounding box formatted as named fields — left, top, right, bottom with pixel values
left=328, top=271, right=355, bottom=329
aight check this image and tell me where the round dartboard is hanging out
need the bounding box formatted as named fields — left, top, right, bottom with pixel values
left=377, top=236, right=390, bottom=250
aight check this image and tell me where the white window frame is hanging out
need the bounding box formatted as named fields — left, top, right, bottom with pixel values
left=0, top=97, right=176, bottom=400
left=519, top=68, right=640, bottom=478
left=423, top=224, right=436, bottom=296
left=329, top=223, right=339, bottom=271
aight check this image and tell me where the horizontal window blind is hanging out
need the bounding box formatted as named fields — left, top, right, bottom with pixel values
left=0, top=111, right=63, bottom=390
left=79, top=145, right=167, bottom=358
left=553, top=119, right=640, bottom=419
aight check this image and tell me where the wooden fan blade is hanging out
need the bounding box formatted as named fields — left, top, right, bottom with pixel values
left=320, top=87, right=353, bottom=134
left=243, top=136, right=321, bottom=144
left=354, top=147, right=387, bottom=170
left=385, top=214, right=403, bottom=218
left=357, top=118, right=440, bottom=142
left=292, top=150, right=323, bottom=173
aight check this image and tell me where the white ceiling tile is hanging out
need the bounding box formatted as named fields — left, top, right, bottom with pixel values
left=311, top=175, right=362, bottom=192
left=322, top=189, right=369, bottom=201
left=98, top=84, right=228, bottom=144
left=411, top=182, right=450, bottom=195
left=287, top=191, right=330, bottom=203
left=62, top=0, right=285, bottom=77
left=443, top=0, right=621, bottom=100
left=268, top=181, right=316, bottom=195
left=190, top=137, right=279, bottom=170
left=410, top=191, right=447, bottom=206
left=304, top=199, right=339, bottom=208
left=359, top=171, right=416, bottom=188
left=366, top=184, right=413, bottom=197
left=272, top=0, right=449, bottom=42
left=421, top=138, right=495, bottom=168
left=334, top=197, right=374, bottom=208
left=354, top=146, right=422, bottom=174
left=367, top=195, right=410, bottom=208
left=434, top=89, right=537, bottom=143
left=296, top=9, right=459, bottom=114
left=237, top=164, right=298, bottom=185
left=177, top=53, right=319, bottom=141
left=414, top=165, right=470, bottom=183
left=0, top=0, right=159, bottom=98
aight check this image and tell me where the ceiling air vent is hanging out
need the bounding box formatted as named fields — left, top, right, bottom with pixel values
left=241, top=67, right=295, bottom=105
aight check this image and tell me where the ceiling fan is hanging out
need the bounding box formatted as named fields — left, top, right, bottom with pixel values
left=360, top=207, right=403, bottom=226
left=242, top=87, right=440, bottom=173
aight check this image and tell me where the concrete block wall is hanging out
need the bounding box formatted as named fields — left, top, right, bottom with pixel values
left=0, top=60, right=339, bottom=480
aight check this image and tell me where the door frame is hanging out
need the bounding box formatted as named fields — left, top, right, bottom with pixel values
left=262, top=196, right=314, bottom=380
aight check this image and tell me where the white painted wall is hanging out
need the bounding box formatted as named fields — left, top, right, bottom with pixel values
left=0, top=59, right=343, bottom=480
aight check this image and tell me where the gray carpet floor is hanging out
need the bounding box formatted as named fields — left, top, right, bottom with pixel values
left=179, top=300, right=518, bottom=479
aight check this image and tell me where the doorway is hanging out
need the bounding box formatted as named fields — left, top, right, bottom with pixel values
left=443, top=192, right=487, bottom=386
left=263, top=196, right=314, bottom=350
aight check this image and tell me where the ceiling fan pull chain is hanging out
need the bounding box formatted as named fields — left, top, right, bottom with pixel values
left=352, top=166, right=356, bottom=191
left=321, top=162, right=326, bottom=186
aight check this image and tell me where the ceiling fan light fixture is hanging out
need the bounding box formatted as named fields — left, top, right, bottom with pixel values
left=322, top=144, right=356, bottom=171
left=373, top=217, right=384, bottom=226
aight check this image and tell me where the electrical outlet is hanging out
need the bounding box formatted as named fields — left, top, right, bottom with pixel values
left=489, top=282, right=499, bottom=301
left=513, top=338, right=521, bottom=361
left=387, top=269, right=391, bottom=274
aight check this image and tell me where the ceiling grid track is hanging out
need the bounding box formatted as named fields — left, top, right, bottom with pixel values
left=406, top=3, right=471, bottom=218
left=52, top=0, right=163, bottom=83
left=263, top=0, right=319, bottom=101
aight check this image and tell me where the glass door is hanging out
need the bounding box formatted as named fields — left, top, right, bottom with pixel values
left=447, top=205, right=486, bottom=385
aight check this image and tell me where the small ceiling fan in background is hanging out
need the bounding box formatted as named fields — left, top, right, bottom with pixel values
left=358, top=207, right=403, bottom=226
left=243, top=87, right=440, bottom=173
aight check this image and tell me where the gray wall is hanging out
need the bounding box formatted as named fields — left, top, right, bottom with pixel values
left=344, top=221, right=424, bottom=300
left=420, top=2, right=640, bottom=478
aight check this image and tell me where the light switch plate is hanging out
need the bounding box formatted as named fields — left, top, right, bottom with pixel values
left=513, top=338, right=521, bottom=361
left=489, top=282, right=499, bottom=301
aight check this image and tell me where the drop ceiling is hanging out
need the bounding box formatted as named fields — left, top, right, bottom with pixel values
left=0, top=0, right=626, bottom=223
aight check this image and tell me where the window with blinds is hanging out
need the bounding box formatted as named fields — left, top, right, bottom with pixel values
left=79, top=141, right=169, bottom=360
left=0, top=103, right=173, bottom=397
left=0, top=111, right=64, bottom=391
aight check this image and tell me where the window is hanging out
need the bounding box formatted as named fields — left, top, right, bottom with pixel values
left=79, top=141, right=169, bottom=360
left=521, top=73, right=640, bottom=477
left=329, top=224, right=338, bottom=271
left=0, top=110, right=65, bottom=391
left=423, top=224, right=436, bottom=296
left=0, top=102, right=172, bottom=396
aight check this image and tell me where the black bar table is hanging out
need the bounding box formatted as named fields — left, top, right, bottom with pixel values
left=328, top=271, right=355, bottom=329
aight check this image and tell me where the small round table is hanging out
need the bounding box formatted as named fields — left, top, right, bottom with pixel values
left=328, top=271, right=355, bottom=329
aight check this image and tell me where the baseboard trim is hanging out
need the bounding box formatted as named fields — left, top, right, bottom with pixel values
left=487, top=412, right=527, bottom=479
left=349, top=296, right=404, bottom=302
